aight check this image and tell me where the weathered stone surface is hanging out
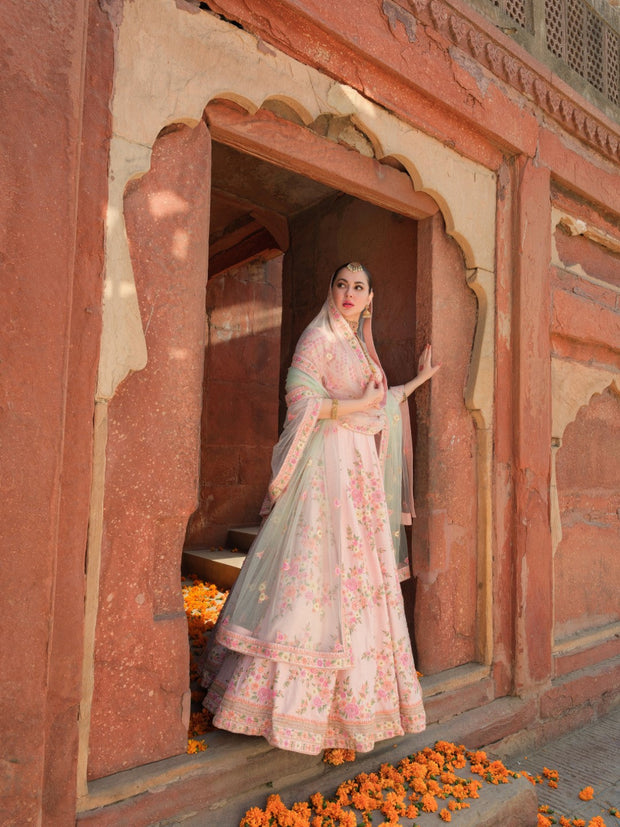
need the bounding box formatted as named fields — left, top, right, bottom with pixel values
left=3, top=0, right=620, bottom=823
left=0, top=1, right=111, bottom=824
left=77, top=698, right=539, bottom=826
left=88, top=120, right=212, bottom=779
left=512, top=159, right=554, bottom=694
left=540, top=658, right=620, bottom=720
left=412, top=212, right=479, bottom=675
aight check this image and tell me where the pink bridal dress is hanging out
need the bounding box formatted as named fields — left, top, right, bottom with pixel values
left=200, top=292, right=426, bottom=754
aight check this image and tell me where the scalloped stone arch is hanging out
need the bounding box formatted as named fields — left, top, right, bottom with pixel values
left=97, top=0, right=496, bottom=402
left=550, top=359, right=620, bottom=555
left=79, top=5, right=500, bottom=781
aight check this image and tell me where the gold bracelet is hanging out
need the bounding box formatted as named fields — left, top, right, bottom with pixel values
left=331, top=399, right=338, bottom=419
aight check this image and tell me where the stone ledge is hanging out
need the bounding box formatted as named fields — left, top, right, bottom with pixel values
left=78, top=696, right=537, bottom=825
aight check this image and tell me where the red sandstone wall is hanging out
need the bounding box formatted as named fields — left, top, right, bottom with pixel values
left=88, top=122, right=212, bottom=779
left=550, top=189, right=620, bottom=650
left=0, top=1, right=109, bottom=823
left=186, top=256, right=283, bottom=547
left=3, top=0, right=620, bottom=822
left=412, top=213, right=479, bottom=675
left=555, top=387, right=620, bottom=640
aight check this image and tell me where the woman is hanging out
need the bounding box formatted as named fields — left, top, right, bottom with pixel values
left=201, top=262, right=439, bottom=755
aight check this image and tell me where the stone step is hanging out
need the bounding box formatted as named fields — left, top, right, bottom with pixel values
left=79, top=697, right=540, bottom=826
left=181, top=547, right=247, bottom=590
left=227, top=524, right=260, bottom=551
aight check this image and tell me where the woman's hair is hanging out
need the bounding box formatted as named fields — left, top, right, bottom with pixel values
left=330, top=262, right=373, bottom=291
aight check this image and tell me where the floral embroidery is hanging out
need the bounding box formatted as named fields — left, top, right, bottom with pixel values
left=202, top=292, right=424, bottom=755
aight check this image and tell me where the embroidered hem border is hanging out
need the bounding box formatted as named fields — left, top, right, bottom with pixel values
left=217, top=624, right=355, bottom=669
left=209, top=691, right=427, bottom=755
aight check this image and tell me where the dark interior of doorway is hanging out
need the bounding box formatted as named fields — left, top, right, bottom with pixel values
left=182, top=140, right=421, bottom=728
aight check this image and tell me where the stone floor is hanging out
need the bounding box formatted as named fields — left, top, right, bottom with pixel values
left=505, top=704, right=620, bottom=824
left=177, top=705, right=619, bottom=826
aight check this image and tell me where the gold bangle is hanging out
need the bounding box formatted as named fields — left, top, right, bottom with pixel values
left=331, top=399, right=338, bottom=419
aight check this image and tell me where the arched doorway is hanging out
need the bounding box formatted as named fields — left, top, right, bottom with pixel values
left=183, top=125, right=422, bottom=645
left=84, top=9, right=496, bottom=784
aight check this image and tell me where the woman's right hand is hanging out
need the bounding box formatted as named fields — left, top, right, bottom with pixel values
left=362, top=379, right=383, bottom=409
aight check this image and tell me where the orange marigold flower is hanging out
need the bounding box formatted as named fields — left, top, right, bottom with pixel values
left=351, top=791, right=378, bottom=811
left=538, top=816, right=553, bottom=827
left=323, top=748, right=356, bottom=765
left=466, top=783, right=480, bottom=799
left=559, top=818, right=572, bottom=827
left=292, top=801, right=311, bottom=817
left=572, top=820, right=586, bottom=827
left=412, top=778, right=428, bottom=794
left=310, top=792, right=324, bottom=811
left=186, top=738, right=206, bottom=754
left=439, top=808, right=452, bottom=821
left=240, top=805, right=269, bottom=827
left=579, top=786, right=595, bottom=801
left=587, top=819, right=606, bottom=827
left=549, top=780, right=558, bottom=789
left=420, top=793, right=438, bottom=812
left=265, top=794, right=288, bottom=815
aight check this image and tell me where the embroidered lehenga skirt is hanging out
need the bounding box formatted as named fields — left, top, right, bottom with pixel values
left=201, top=421, right=426, bottom=755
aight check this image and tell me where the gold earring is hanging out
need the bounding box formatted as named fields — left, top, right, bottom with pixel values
left=362, top=306, right=371, bottom=319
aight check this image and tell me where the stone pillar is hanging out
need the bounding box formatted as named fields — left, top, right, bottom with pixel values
left=88, top=121, right=212, bottom=779
left=512, top=158, right=553, bottom=694
left=412, top=213, right=479, bottom=675
left=492, top=158, right=519, bottom=698
left=0, top=0, right=102, bottom=823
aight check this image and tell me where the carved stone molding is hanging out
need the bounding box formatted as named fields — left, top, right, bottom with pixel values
left=557, top=214, right=620, bottom=254
left=403, top=0, right=620, bottom=163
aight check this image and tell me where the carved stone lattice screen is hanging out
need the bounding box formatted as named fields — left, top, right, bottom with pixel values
left=546, top=0, right=620, bottom=103
left=492, top=0, right=534, bottom=32
left=492, top=0, right=619, bottom=104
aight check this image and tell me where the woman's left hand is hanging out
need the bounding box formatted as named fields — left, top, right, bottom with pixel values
left=416, top=344, right=440, bottom=383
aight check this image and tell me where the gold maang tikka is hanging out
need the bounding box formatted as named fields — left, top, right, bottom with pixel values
left=346, top=263, right=371, bottom=317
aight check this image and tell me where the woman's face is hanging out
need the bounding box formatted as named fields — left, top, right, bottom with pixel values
left=331, top=270, right=373, bottom=322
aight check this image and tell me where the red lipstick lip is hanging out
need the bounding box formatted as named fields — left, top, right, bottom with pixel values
left=343, top=301, right=353, bottom=307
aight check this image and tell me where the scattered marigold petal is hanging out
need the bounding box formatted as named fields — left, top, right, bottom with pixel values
left=186, top=738, right=207, bottom=754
